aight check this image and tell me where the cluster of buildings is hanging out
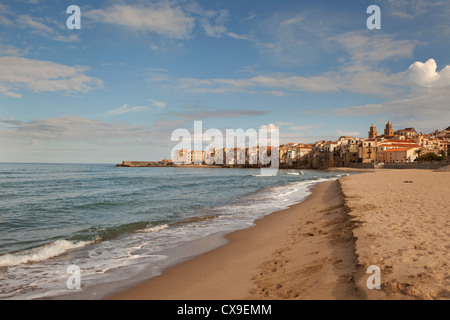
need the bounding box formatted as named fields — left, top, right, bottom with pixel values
left=309, top=122, right=448, bottom=168
left=172, top=145, right=277, bottom=167
left=171, top=122, right=450, bottom=169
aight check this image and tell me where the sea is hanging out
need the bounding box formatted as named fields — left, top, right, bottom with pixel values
left=0, top=163, right=348, bottom=299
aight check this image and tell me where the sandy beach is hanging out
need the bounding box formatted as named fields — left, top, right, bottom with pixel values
left=109, top=168, right=450, bottom=300
left=341, top=168, right=450, bottom=299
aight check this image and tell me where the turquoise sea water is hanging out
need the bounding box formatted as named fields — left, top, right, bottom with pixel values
left=0, top=163, right=346, bottom=299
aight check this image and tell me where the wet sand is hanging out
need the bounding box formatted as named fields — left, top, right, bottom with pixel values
left=110, top=169, right=450, bottom=300
left=110, top=180, right=358, bottom=300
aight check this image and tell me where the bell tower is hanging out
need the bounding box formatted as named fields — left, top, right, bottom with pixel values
left=368, top=123, right=378, bottom=139
left=384, top=121, right=394, bottom=136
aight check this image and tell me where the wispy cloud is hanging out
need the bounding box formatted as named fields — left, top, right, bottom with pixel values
left=148, top=30, right=420, bottom=97
left=1, top=10, right=80, bottom=43
left=86, top=3, right=195, bottom=39
left=336, top=129, right=361, bottom=137
left=176, top=73, right=339, bottom=95
left=0, top=56, right=103, bottom=98
left=0, top=115, right=157, bottom=143
left=200, top=9, right=250, bottom=40
left=0, top=105, right=269, bottom=149
left=17, top=14, right=53, bottom=34
left=106, top=104, right=149, bottom=116
left=106, top=99, right=167, bottom=116
left=148, top=99, right=167, bottom=109
left=384, top=0, right=445, bottom=19
left=333, top=58, right=450, bottom=133
left=289, top=125, right=316, bottom=132
left=0, top=43, right=28, bottom=56
left=85, top=1, right=250, bottom=41
left=167, top=106, right=267, bottom=122
left=333, top=31, right=416, bottom=66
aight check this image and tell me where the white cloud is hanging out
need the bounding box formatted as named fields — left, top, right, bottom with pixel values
left=385, top=0, right=445, bottom=19
left=336, top=130, right=361, bottom=137
left=106, top=99, right=166, bottom=116
left=279, top=14, right=305, bottom=27
left=106, top=104, right=149, bottom=116
left=86, top=2, right=250, bottom=41
left=175, top=68, right=410, bottom=97
left=274, top=121, right=292, bottom=126
left=169, top=31, right=420, bottom=97
left=259, top=123, right=279, bottom=132
left=289, top=125, right=316, bottom=132
left=406, top=58, right=450, bottom=87
left=0, top=3, right=14, bottom=26
left=177, top=73, right=339, bottom=95
left=149, top=98, right=167, bottom=109
left=0, top=56, right=103, bottom=97
left=330, top=58, right=450, bottom=132
left=0, top=86, right=23, bottom=98
left=86, top=3, right=195, bottom=39
left=333, top=86, right=450, bottom=133
left=263, top=90, right=285, bottom=96
left=0, top=43, right=27, bottom=56
left=0, top=15, right=14, bottom=27
left=201, top=9, right=229, bottom=38
left=0, top=115, right=156, bottom=143
left=12, top=14, right=81, bottom=42
left=17, top=14, right=53, bottom=34
left=200, top=9, right=250, bottom=40
left=334, top=31, right=415, bottom=65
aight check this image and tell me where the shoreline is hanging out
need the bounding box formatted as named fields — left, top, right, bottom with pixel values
left=109, top=179, right=360, bottom=300
left=108, top=168, right=450, bottom=300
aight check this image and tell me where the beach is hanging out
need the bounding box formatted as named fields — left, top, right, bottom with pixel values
left=110, top=168, right=450, bottom=300
left=341, top=168, right=450, bottom=299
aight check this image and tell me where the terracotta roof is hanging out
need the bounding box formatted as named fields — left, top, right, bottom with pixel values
left=378, top=143, right=421, bottom=148
left=384, top=139, right=415, bottom=143
left=383, top=148, right=412, bottom=153
left=382, top=147, right=418, bottom=153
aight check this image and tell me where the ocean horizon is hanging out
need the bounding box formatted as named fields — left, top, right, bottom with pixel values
left=0, top=163, right=347, bottom=299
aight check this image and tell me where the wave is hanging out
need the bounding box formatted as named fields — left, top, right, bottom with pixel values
left=169, top=215, right=220, bottom=226
left=0, top=221, right=173, bottom=267
left=0, top=240, right=92, bottom=267
left=135, top=224, right=169, bottom=233
left=69, top=221, right=155, bottom=243
left=285, top=171, right=304, bottom=175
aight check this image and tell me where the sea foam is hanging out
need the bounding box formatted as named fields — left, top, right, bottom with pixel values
left=0, top=240, right=92, bottom=267
left=136, top=224, right=169, bottom=233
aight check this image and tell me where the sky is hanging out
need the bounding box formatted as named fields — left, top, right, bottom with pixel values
left=0, top=0, right=449, bottom=163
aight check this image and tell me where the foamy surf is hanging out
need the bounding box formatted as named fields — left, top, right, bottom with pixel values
left=0, top=164, right=347, bottom=299
left=135, top=224, right=169, bottom=233
left=0, top=239, right=92, bottom=267
left=286, top=171, right=304, bottom=175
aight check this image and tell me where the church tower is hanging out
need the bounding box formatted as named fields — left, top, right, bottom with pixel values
left=384, top=121, right=394, bottom=136
left=368, top=123, right=378, bottom=139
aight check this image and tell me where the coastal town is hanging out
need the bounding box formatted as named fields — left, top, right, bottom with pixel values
left=118, top=122, right=450, bottom=169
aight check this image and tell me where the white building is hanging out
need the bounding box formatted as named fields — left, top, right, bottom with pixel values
left=172, top=149, right=192, bottom=164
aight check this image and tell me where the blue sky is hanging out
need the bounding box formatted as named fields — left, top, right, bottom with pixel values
left=0, top=0, right=449, bottom=163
